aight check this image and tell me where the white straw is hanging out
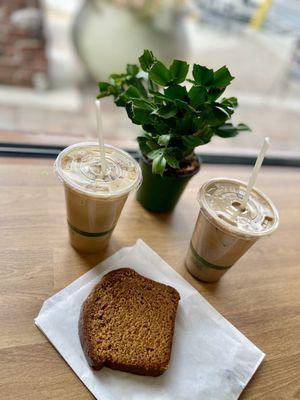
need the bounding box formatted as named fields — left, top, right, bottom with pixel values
left=95, top=99, right=107, bottom=176
left=241, top=137, right=270, bottom=210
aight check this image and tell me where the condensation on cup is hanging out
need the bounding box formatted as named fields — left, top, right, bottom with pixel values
left=185, top=178, right=279, bottom=282
left=54, top=142, right=142, bottom=254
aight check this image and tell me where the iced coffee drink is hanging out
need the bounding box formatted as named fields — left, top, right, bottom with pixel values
left=55, top=142, right=141, bottom=253
left=185, top=178, right=279, bottom=282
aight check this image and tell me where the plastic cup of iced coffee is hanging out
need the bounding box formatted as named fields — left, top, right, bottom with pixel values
left=54, top=142, right=142, bottom=254
left=185, top=178, right=279, bottom=282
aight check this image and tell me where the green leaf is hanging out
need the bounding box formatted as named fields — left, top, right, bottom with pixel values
left=124, top=85, right=141, bottom=98
left=115, top=92, right=129, bottom=106
left=182, top=135, right=205, bottom=147
left=173, top=98, right=197, bottom=112
left=176, top=113, right=194, bottom=135
left=116, top=85, right=148, bottom=106
left=146, top=139, right=160, bottom=150
left=142, top=124, right=154, bottom=134
left=213, top=66, right=234, bottom=88
left=131, top=98, right=154, bottom=109
left=207, top=87, right=225, bottom=101
left=126, top=64, right=139, bottom=76
left=125, top=101, right=134, bottom=120
left=206, top=106, right=229, bottom=126
left=164, top=153, right=180, bottom=169
left=98, top=82, right=111, bottom=92
left=139, top=50, right=156, bottom=72
left=214, top=105, right=230, bottom=118
left=121, top=96, right=151, bottom=111
left=215, top=126, right=239, bottom=138
left=215, top=123, right=249, bottom=137
left=152, top=153, right=167, bottom=175
left=188, top=86, right=207, bottom=107
left=127, top=76, right=148, bottom=97
left=237, top=123, right=251, bottom=131
left=193, top=116, right=205, bottom=131
left=221, top=96, right=238, bottom=108
left=97, top=82, right=116, bottom=97
left=152, top=92, right=171, bottom=105
left=158, top=134, right=171, bottom=146
left=201, top=130, right=214, bottom=144
left=151, top=89, right=196, bottom=112
left=132, top=107, right=153, bottom=124
left=148, top=79, right=159, bottom=92
left=169, top=60, right=189, bottom=84
left=216, top=101, right=235, bottom=116
left=125, top=101, right=154, bottom=124
left=146, top=140, right=159, bottom=151
left=154, top=120, right=170, bottom=134
left=164, top=85, right=187, bottom=100
left=149, top=61, right=170, bottom=86
left=153, top=104, right=177, bottom=118
left=147, top=149, right=163, bottom=160
left=97, top=92, right=109, bottom=99
left=109, top=73, right=128, bottom=80
left=192, top=65, right=214, bottom=85
left=143, top=131, right=153, bottom=139
left=137, top=136, right=151, bottom=155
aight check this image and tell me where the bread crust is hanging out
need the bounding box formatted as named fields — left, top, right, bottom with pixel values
left=78, top=268, right=180, bottom=376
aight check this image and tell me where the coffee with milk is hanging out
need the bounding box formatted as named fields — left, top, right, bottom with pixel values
left=185, top=178, right=279, bottom=282
left=55, top=142, right=142, bottom=253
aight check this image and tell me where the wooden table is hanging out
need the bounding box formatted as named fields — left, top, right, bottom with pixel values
left=0, top=157, right=299, bottom=399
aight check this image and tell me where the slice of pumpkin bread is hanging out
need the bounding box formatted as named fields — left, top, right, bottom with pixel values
left=79, top=268, right=180, bottom=376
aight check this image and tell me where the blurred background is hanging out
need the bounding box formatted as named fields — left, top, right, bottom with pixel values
left=0, top=0, right=300, bottom=159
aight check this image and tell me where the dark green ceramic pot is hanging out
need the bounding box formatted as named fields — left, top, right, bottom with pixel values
left=136, top=155, right=200, bottom=212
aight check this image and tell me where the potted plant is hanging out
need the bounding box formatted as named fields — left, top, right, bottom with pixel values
left=97, top=49, right=250, bottom=212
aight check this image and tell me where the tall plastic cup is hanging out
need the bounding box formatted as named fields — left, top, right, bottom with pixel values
left=185, top=178, right=279, bottom=282
left=54, top=142, right=142, bottom=254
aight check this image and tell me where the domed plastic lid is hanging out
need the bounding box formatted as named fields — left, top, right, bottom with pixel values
left=198, top=178, right=279, bottom=239
left=54, top=142, right=142, bottom=198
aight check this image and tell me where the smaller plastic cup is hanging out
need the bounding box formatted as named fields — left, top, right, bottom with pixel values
left=185, top=178, right=279, bottom=282
left=54, top=142, right=142, bottom=254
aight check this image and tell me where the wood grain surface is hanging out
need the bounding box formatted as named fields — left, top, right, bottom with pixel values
left=0, top=157, right=299, bottom=399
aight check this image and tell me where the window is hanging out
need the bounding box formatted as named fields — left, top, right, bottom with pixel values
left=0, top=0, right=299, bottom=162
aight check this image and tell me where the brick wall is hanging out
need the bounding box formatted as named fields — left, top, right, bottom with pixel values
left=0, top=0, right=47, bottom=87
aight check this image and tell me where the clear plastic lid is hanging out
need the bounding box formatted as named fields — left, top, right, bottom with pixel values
left=54, top=142, right=142, bottom=198
left=198, top=178, right=279, bottom=239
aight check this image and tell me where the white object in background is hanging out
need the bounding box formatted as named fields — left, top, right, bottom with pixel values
left=73, top=1, right=190, bottom=81
left=35, top=239, right=264, bottom=400
left=42, top=0, right=87, bottom=86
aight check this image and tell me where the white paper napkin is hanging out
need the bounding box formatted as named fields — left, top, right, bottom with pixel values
left=35, top=239, right=264, bottom=400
